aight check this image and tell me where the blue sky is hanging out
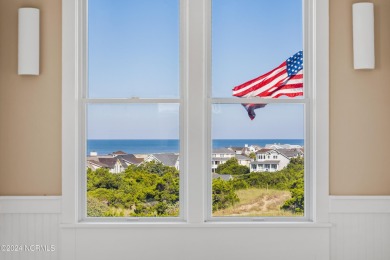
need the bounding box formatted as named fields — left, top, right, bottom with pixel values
left=87, top=0, right=304, bottom=140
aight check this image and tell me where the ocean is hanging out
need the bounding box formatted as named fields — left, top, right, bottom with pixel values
left=87, top=139, right=304, bottom=156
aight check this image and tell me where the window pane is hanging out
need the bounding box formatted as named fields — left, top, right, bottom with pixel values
left=88, top=0, right=179, bottom=98
left=86, top=104, right=180, bottom=217
left=212, top=0, right=303, bottom=98
left=211, top=103, right=304, bottom=217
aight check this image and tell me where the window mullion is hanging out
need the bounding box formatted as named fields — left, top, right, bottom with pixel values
left=185, top=0, right=208, bottom=223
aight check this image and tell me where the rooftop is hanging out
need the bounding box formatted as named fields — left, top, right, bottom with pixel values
left=212, top=173, right=233, bottom=181
left=212, top=148, right=235, bottom=154
left=150, top=153, right=179, bottom=167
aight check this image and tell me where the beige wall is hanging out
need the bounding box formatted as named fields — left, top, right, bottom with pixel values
left=0, top=0, right=389, bottom=195
left=330, top=0, right=390, bottom=195
left=0, top=0, right=61, bottom=195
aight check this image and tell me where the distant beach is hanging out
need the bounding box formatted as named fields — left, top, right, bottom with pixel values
left=87, top=139, right=304, bottom=156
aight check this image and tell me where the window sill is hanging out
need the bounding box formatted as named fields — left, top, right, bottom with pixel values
left=60, top=222, right=332, bottom=229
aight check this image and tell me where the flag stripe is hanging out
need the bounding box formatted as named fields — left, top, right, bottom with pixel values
left=237, top=71, right=289, bottom=97
left=232, top=63, right=286, bottom=93
left=233, top=51, right=304, bottom=119
left=270, top=88, right=304, bottom=98
left=232, top=63, right=286, bottom=96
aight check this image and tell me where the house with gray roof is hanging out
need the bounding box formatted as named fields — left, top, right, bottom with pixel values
left=276, top=148, right=304, bottom=159
left=144, top=153, right=180, bottom=170
left=117, top=154, right=144, bottom=166
left=212, top=148, right=235, bottom=158
left=230, top=147, right=245, bottom=155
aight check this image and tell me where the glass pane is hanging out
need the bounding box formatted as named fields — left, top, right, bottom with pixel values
left=88, top=0, right=179, bottom=98
left=86, top=104, right=180, bottom=217
left=211, top=103, right=304, bottom=217
left=212, top=0, right=303, bottom=98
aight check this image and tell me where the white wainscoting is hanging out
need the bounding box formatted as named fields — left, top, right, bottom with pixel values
left=1, top=196, right=390, bottom=260
left=61, top=226, right=330, bottom=260
left=0, top=197, right=61, bottom=260
left=329, top=196, right=390, bottom=260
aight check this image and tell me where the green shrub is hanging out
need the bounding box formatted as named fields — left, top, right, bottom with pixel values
left=87, top=196, right=110, bottom=217
left=231, top=179, right=249, bottom=190
left=87, top=161, right=180, bottom=217
left=216, top=157, right=250, bottom=175
left=212, top=178, right=239, bottom=211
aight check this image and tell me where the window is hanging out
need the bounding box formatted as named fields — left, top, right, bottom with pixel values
left=62, top=0, right=329, bottom=225
left=85, top=0, right=181, bottom=219
left=88, top=0, right=305, bottom=220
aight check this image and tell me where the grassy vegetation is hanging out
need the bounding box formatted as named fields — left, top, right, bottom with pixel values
left=214, top=156, right=305, bottom=215
left=87, top=157, right=304, bottom=217
left=213, top=188, right=303, bottom=217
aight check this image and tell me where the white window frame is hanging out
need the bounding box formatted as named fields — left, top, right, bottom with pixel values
left=77, top=0, right=186, bottom=223
left=62, top=0, right=329, bottom=226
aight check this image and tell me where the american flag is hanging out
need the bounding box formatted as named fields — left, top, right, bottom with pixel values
left=233, top=51, right=303, bottom=119
left=241, top=104, right=266, bottom=120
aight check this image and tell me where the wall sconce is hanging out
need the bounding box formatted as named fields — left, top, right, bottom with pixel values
left=352, top=3, right=375, bottom=70
left=18, top=8, right=40, bottom=75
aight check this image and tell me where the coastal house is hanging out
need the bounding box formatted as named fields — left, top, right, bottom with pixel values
left=86, top=158, right=110, bottom=171
left=87, top=156, right=126, bottom=174
left=211, top=148, right=235, bottom=173
left=250, top=149, right=290, bottom=173
left=230, top=146, right=245, bottom=155
left=87, top=153, right=144, bottom=174
left=211, top=157, right=229, bottom=173
left=212, top=148, right=235, bottom=158
left=277, top=148, right=304, bottom=159
left=117, top=154, right=144, bottom=166
left=211, top=148, right=252, bottom=172
left=144, top=153, right=180, bottom=170
left=235, top=154, right=252, bottom=167
left=246, top=144, right=261, bottom=154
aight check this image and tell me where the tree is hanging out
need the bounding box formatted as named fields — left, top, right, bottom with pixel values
left=215, top=157, right=250, bottom=175
left=248, top=152, right=256, bottom=160
left=215, top=157, right=238, bottom=173
left=231, top=178, right=249, bottom=190
left=87, top=196, right=110, bottom=217
left=87, top=161, right=180, bottom=217
left=212, top=178, right=239, bottom=211
left=281, top=175, right=304, bottom=213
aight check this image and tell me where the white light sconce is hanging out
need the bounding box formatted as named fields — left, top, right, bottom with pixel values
left=353, top=3, right=375, bottom=70
left=18, top=8, right=40, bottom=75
